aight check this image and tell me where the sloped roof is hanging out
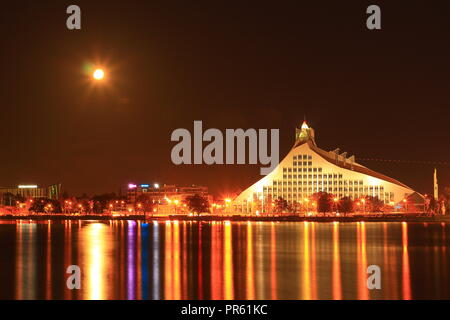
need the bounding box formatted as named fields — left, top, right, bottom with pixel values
left=293, top=140, right=413, bottom=190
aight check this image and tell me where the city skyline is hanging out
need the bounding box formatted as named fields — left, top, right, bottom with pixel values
left=1, top=0, right=450, bottom=305
left=0, top=2, right=448, bottom=197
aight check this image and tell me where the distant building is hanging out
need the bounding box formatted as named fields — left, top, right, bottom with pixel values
left=232, top=121, right=423, bottom=214
left=126, top=183, right=208, bottom=203
left=0, top=184, right=62, bottom=205
left=125, top=183, right=210, bottom=214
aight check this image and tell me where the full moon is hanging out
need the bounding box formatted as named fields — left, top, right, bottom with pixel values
left=93, top=68, right=105, bottom=80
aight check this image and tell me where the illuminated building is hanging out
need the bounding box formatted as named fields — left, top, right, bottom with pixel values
left=232, top=121, right=422, bottom=214
left=125, top=183, right=210, bottom=214
left=0, top=184, right=62, bottom=204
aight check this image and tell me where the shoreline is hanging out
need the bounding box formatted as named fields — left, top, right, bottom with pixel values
left=1, top=214, right=449, bottom=223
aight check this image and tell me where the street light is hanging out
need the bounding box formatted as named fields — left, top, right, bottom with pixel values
left=304, top=198, right=309, bottom=215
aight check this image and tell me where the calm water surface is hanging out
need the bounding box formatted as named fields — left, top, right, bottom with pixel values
left=0, top=220, right=449, bottom=300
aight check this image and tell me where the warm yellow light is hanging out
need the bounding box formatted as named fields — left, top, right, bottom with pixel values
left=93, top=68, right=105, bottom=80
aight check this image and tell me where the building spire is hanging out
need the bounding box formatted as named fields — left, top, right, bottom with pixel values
left=295, top=119, right=316, bottom=146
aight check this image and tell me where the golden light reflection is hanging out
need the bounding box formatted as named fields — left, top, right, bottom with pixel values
left=210, top=222, right=223, bottom=299
left=356, top=222, right=369, bottom=300
left=270, top=222, right=277, bottom=300
left=81, top=223, right=111, bottom=300
left=246, top=222, right=255, bottom=299
left=173, top=221, right=181, bottom=300
left=402, top=222, right=411, bottom=300
left=15, top=222, right=23, bottom=300
left=255, top=222, right=265, bottom=299
left=64, top=220, right=72, bottom=299
left=302, top=222, right=311, bottom=300
left=15, top=222, right=37, bottom=300
left=46, top=222, right=52, bottom=300
left=164, top=221, right=173, bottom=300
left=6, top=220, right=447, bottom=300
left=332, top=222, right=342, bottom=300
left=310, top=222, right=317, bottom=300
left=223, top=221, right=234, bottom=300
left=182, top=222, right=188, bottom=300
left=197, top=222, right=203, bottom=300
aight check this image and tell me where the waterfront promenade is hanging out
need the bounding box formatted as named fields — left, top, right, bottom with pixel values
left=0, top=213, right=448, bottom=223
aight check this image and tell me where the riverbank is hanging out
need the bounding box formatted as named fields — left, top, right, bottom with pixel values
left=0, top=213, right=449, bottom=223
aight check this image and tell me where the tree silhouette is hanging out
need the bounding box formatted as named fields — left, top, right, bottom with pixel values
left=338, top=197, right=354, bottom=216
left=365, top=196, right=384, bottom=213
left=315, top=192, right=333, bottom=214
left=184, top=194, right=210, bottom=214
left=29, top=198, right=62, bottom=213
left=274, top=197, right=289, bottom=213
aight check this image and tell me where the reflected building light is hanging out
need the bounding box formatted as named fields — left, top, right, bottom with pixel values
left=246, top=222, right=255, bottom=299
left=302, top=222, right=311, bottom=300
left=16, top=223, right=37, bottom=300
left=224, top=222, right=234, bottom=300
left=402, top=222, right=412, bottom=300
left=164, top=221, right=173, bottom=300
left=46, top=222, right=52, bottom=300
left=210, top=223, right=222, bottom=299
left=152, top=222, right=160, bottom=300
left=127, top=221, right=137, bottom=300
left=270, top=222, right=277, bottom=300
left=173, top=222, right=181, bottom=300
left=332, top=222, right=342, bottom=300
left=84, top=223, right=108, bottom=300
left=356, top=222, right=369, bottom=300
left=141, top=223, right=149, bottom=300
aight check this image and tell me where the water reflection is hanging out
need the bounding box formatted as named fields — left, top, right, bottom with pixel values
left=3, top=220, right=450, bottom=300
left=81, top=223, right=111, bottom=300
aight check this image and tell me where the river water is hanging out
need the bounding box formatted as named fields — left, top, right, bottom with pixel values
left=0, top=220, right=449, bottom=300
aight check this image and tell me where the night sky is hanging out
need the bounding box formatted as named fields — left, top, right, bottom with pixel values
left=1, top=1, right=449, bottom=197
